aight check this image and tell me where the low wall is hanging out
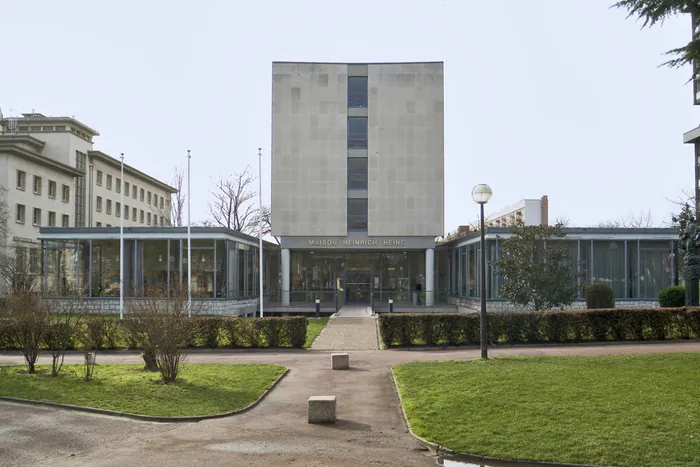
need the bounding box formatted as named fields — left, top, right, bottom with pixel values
left=448, top=296, right=660, bottom=312
left=53, top=298, right=260, bottom=317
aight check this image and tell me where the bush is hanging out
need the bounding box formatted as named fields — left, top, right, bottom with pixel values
left=586, top=283, right=615, bottom=309
left=378, top=307, right=700, bottom=347
left=659, top=286, right=685, bottom=308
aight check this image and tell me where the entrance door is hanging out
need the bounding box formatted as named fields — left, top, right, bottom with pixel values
left=345, top=271, right=371, bottom=303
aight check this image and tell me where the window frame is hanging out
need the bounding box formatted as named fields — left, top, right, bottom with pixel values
left=48, top=211, right=56, bottom=227
left=96, top=171, right=103, bottom=186
left=106, top=199, right=112, bottom=215
left=33, top=175, right=42, bottom=195
left=16, top=170, right=26, bottom=190
left=116, top=177, right=121, bottom=193
left=106, top=174, right=113, bottom=190
left=48, top=180, right=57, bottom=199
left=16, top=204, right=25, bottom=224
left=62, top=214, right=70, bottom=227
left=347, top=117, right=368, bottom=149
left=96, top=196, right=103, bottom=212
left=347, top=76, right=368, bottom=108
left=62, top=185, right=70, bottom=203
left=32, top=208, right=41, bottom=226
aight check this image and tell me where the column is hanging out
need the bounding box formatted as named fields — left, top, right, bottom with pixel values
left=425, top=248, right=435, bottom=306
left=281, top=248, right=290, bottom=306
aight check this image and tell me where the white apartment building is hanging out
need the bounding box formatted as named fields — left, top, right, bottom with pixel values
left=0, top=112, right=176, bottom=266
left=486, top=195, right=549, bottom=228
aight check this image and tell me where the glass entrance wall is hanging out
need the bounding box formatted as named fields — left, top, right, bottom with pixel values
left=446, top=236, right=678, bottom=300
left=40, top=230, right=277, bottom=300
left=289, top=250, right=426, bottom=304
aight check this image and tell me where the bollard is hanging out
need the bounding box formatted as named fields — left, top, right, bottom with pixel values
left=389, top=298, right=393, bottom=313
left=315, top=298, right=321, bottom=318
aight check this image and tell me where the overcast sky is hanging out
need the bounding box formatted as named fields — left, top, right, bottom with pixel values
left=1, top=0, right=696, bottom=234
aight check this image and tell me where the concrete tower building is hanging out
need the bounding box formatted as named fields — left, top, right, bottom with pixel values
left=271, top=61, right=444, bottom=307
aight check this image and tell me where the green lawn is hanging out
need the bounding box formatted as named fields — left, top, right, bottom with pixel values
left=304, top=317, right=329, bottom=348
left=393, top=354, right=700, bottom=467
left=0, top=363, right=286, bottom=417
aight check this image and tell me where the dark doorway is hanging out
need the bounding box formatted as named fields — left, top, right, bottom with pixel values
left=345, top=271, right=371, bottom=303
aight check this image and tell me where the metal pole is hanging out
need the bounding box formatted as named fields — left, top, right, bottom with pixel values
left=258, top=148, right=264, bottom=318
left=480, top=203, right=488, bottom=359
left=119, top=153, right=124, bottom=320
left=187, top=150, right=192, bottom=318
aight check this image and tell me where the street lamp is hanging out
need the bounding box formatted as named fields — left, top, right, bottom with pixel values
left=472, top=183, right=493, bottom=359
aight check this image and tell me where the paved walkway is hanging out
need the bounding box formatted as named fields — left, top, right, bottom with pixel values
left=311, top=305, right=379, bottom=351
left=3, top=342, right=700, bottom=466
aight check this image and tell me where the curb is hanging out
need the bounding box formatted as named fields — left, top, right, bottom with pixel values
left=384, top=338, right=700, bottom=352
left=389, top=368, right=605, bottom=467
left=0, top=367, right=290, bottom=423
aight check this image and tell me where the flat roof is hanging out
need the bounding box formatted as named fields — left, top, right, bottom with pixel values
left=272, top=61, right=443, bottom=65
left=441, top=227, right=678, bottom=248
left=38, top=226, right=279, bottom=249
left=0, top=135, right=84, bottom=177
left=1, top=114, right=100, bottom=136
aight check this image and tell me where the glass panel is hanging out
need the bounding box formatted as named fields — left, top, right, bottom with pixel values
left=593, top=241, right=625, bottom=298
left=347, top=117, right=368, bottom=148
left=468, top=244, right=476, bottom=297
left=348, top=76, right=368, bottom=108
left=192, top=248, right=214, bottom=298
left=639, top=241, right=672, bottom=299
left=216, top=240, right=226, bottom=298
left=170, top=240, right=181, bottom=293
left=91, top=240, right=120, bottom=297
left=580, top=240, right=591, bottom=298
left=142, top=240, right=168, bottom=294
left=628, top=241, right=638, bottom=299
left=347, top=199, right=368, bottom=230
left=347, top=158, right=368, bottom=189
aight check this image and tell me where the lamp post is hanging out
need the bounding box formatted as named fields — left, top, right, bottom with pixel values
left=472, top=183, right=493, bottom=359
left=119, top=153, right=124, bottom=320
left=187, top=150, right=192, bottom=318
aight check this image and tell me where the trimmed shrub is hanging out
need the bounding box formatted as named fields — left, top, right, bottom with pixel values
left=377, top=307, right=700, bottom=347
left=283, top=317, right=308, bottom=348
left=586, top=283, right=615, bottom=309
left=195, top=317, right=224, bottom=349
left=659, top=286, right=685, bottom=308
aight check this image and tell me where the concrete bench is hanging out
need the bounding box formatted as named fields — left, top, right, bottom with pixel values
left=331, top=353, right=349, bottom=370
left=308, top=396, right=336, bottom=424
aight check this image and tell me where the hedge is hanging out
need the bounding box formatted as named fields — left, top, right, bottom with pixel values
left=378, top=308, right=700, bottom=347
left=0, top=316, right=308, bottom=351
left=659, top=286, right=685, bottom=308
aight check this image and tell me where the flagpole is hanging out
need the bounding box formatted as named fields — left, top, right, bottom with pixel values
left=187, top=149, right=192, bottom=318
left=119, top=153, right=125, bottom=320
left=258, top=148, right=264, bottom=318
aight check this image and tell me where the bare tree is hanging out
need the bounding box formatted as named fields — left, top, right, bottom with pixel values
left=171, top=166, right=185, bottom=227
left=125, top=286, right=192, bottom=382
left=595, top=209, right=656, bottom=228
left=553, top=216, right=571, bottom=228
left=208, top=166, right=260, bottom=234
left=44, top=295, right=84, bottom=377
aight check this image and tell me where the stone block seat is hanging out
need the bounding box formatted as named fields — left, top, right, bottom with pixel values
left=331, top=353, right=349, bottom=370
left=308, top=396, right=337, bottom=424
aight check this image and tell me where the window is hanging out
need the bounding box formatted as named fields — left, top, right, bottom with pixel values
left=132, top=185, right=137, bottom=199
left=16, top=170, right=26, bottom=190
left=147, top=212, right=151, bottom=225
left=48, top=180, right=57, bottom=199
left=116, top=178, right=121, bottom=193
left=140, top=210, right=144, bottom=223
left=33, top=175, right=42, bottom=195
left=347, top=117, right=368, bottom=148
left=160, top=216, right=165, bottom=226
left=106, top=175, right=112, bottom=190
left=140, top=188, right=144, bottom=201
left=75, top=151, right=87, bottom=227
left=48, top=211, right=56, bottom=227
left=62, top=214, right=69, bottom=227
left=33, top=208, right=41, bottom=226
left=347, top=199, right=368, bottom=230
left=153, top=194, right=157, bottom=206
left=160, top=197, right=164, bottom=210
left=96, top=171, right=103, bottom=186
left=106, top=224, right=111, bottom=227
left=62, top=185, right=70, bottom=202
left=348, top=76, right=368, bottom=108
left=124, top=205, right=129, bottom=220
left=16, top=204, right=25, bottom=224
left=106, top=199, right=112, bottom=215
left=42, top=126, right=53, bottom=132
left=96, top=196, right=102, bottom=211
left=147, top=191, right=151, bottom=204
left=96, top=222, right=102, bottom=227
left=30, top=125, right=41, bottom=132
left=125, top=181, right=130, bottom=194
left=55, top=125, right=66, bottom=131
left=116, top=202, right=121, bottom=217
left=132, top=207, right=137, bottom=220
left=347, top=158, right=368, bottom=189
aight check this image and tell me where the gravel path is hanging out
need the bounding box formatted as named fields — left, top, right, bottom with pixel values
left=3, top=342, right=700, bottom=466
left=311, top=316, right=379, bottom=351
